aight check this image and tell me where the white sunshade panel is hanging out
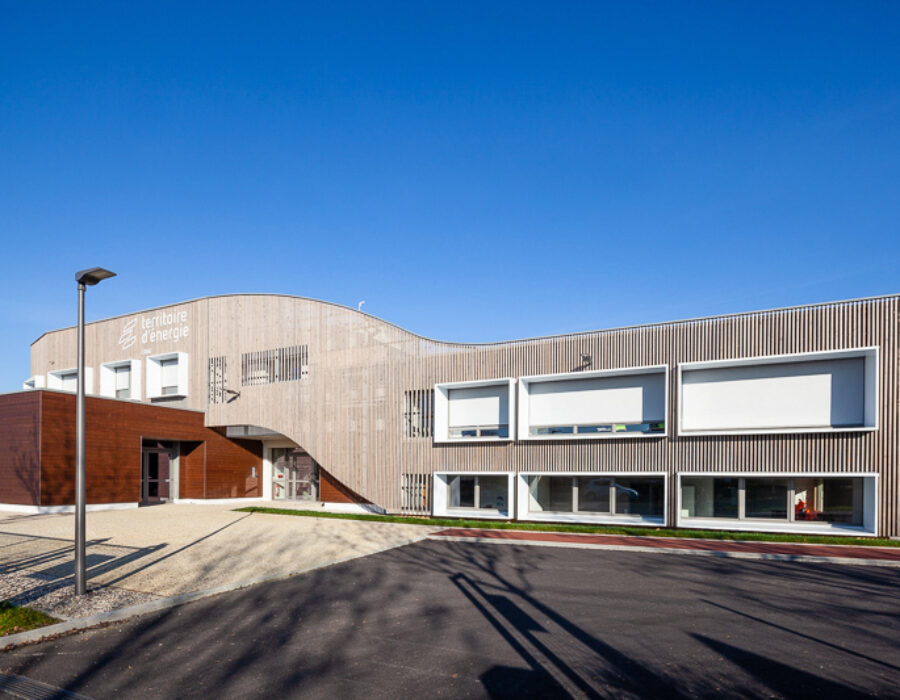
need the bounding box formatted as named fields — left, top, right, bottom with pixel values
left=681, top=357, right=865, bottom=432
left=60, top=374, right=78, bottom=391
left=115, top=365, right=131, bottom=390
left=161, top=359, right=179, bottom=388
left=448, top=385, right=508, bottom=427
left=529, top=374, right=665, bottom=427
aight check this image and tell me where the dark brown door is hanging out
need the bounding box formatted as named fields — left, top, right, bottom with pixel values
left=142, top=447, right=172, bottom=504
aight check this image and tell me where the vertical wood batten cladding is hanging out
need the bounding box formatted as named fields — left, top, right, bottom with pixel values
left=30, top=295, right=899, bottom=534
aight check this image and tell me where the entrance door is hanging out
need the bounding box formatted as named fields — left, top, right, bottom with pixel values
left=272, top=448, right=318, bottom=501
left=142, top=442, right=176, bottom=504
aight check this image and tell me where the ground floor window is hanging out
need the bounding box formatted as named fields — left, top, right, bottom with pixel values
left=680, top=476, right=864, bottom=526
left=526, top=474, right=664, bottom=519
left=448, top=474, right=508, bottom=511
left=433, top=473, right=512, bottom=518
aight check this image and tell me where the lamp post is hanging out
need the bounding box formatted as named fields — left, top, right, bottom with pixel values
left=74, top=267, right=116, bottom=596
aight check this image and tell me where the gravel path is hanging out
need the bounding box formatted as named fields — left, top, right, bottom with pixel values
left=1, top=570, right=157, bottom=620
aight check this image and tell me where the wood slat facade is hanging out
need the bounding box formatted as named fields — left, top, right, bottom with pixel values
left=30, top=294, right=900, bottom=534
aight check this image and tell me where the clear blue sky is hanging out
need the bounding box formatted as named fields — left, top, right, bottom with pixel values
left=1, top=2, right=898, bottom=391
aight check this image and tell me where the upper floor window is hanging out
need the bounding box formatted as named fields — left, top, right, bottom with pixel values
left=23, top=375, right=45, bottom=390
left=433, top=379, right=515, bottom=443
left=47, top=367, right=93, bottom=394
left=147, top=352, right=189, bottom=399
left=100, top=360, right=141, bottom=400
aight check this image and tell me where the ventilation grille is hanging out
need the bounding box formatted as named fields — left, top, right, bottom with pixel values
left=241, top=345, right=309, bottom=386
left=404, top=389, right=434, bottom=438
left=208, top=356, right=227, bottom=404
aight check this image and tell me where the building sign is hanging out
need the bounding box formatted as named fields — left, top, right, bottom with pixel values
left=118, top=309, right=190, bottom=353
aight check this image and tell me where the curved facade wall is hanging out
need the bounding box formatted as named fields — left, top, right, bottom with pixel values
left=29, top=294, right=900, bottom=535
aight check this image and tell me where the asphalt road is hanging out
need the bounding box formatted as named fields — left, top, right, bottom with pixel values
left=1, top=540, right=898, bottom=699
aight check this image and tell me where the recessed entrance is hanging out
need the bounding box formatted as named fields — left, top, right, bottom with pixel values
left=272, top=448, right=318, bottom=501
left=141, top=440, right=178, bottom=505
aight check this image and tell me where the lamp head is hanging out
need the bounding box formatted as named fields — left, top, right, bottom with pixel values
left=76, top=267, right=116, bottom=286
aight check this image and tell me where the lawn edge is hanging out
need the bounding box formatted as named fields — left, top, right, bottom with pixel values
left=234, top=506, right=900, bottom=548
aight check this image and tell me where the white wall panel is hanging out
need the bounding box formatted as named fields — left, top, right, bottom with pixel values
left=529, top=374, right=664, bottom=426
left=682, top=358, right=866, bottom=432
left=448, top=385, right=508, bottom=427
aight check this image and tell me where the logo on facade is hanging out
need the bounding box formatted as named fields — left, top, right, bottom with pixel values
left=117, top=309, right=190, bottom=353
left=118, top=318, right=138, bottom=351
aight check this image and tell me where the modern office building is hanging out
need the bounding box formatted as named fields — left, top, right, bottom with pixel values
left=3, top=293, right=897, bottom=537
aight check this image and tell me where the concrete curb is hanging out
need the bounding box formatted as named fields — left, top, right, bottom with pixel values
left=1, top=533, right=431, bottom=651
left=428, top=534, right=900, bottom=567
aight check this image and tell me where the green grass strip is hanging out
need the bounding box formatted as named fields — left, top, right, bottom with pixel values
left=234, top=506, right=899, bottom=547
left=0, top=601, right=59, bottom=637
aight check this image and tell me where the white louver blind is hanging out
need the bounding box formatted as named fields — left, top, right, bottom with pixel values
left=115, top=365, right=131, bottom=391
left=448, top=386, right=508, bottom=427
left=681, top=358, right=865, bottom=431
left=529, top=375, right=663, bottom=426
left=60, top=373, right=78, bottom=392
left=161, top=359, right=178, bottom=389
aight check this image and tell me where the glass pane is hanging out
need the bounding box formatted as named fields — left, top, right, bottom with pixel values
left=576, top=477, right=611, bottom=512
left=529, top=476, right=572, bottom=512
left=148, top=453, right=159, bottom=480
left=478, top=476, right=508, bottom=511
left=532, top=426, right=574, bottom=436
left=449, top=476, right=475, bottom=508
left=794, top=477, right=862, bottom=525
left=745, top=478, right=788, bottom=519
left=614, top=478, right=664, bottom=517
left=681, top=477, right=738, bottom=518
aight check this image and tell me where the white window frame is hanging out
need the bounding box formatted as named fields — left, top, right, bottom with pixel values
left=516, top=471, right=667, bottom=525
left=47, top=367, right=94, bottom=394
left=517, top=365, right=669, bottom=441
left=99, top=359, right=142, bottom=401
left=433, top=378, right=516, bottom=444
left=433, top=472, right=515, bottom=519
left=677, top=347, right=879, bottom=436
left=676, top=471, right=878, bottom=536
left=23, top=375, right=45, bottom=390
left=146, top=352, right=189, bottom=399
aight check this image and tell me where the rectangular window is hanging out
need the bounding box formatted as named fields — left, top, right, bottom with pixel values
left=681, top=477, right=739, bottom=518
left=434, top=379, right=514, bottom=443
left=530, top=476, right=575, bottom=512
left=527, top=474, right=664, bottom=519
left=447, top=475, right=509, bottom=514
left=793, top=477, right=863, bottom=526
left=114, top=364, right=131, bottom=399
left=679, top=348, right=878, bottom=435
left=576, top=477, right=612, bottom=512
left=745, top=478, right=788, bottom=519
left=614, top=477, right=664, bottom=517
left=59, top=371, right=78, bottom=392
left=681, top=476, right=866, bottom=527
left=160, top=358, right=179, bottom=395
left=520, top=367, right=667, bottom=440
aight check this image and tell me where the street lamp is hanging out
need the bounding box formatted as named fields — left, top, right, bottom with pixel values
left=74, top=267, right=116, bottom=596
